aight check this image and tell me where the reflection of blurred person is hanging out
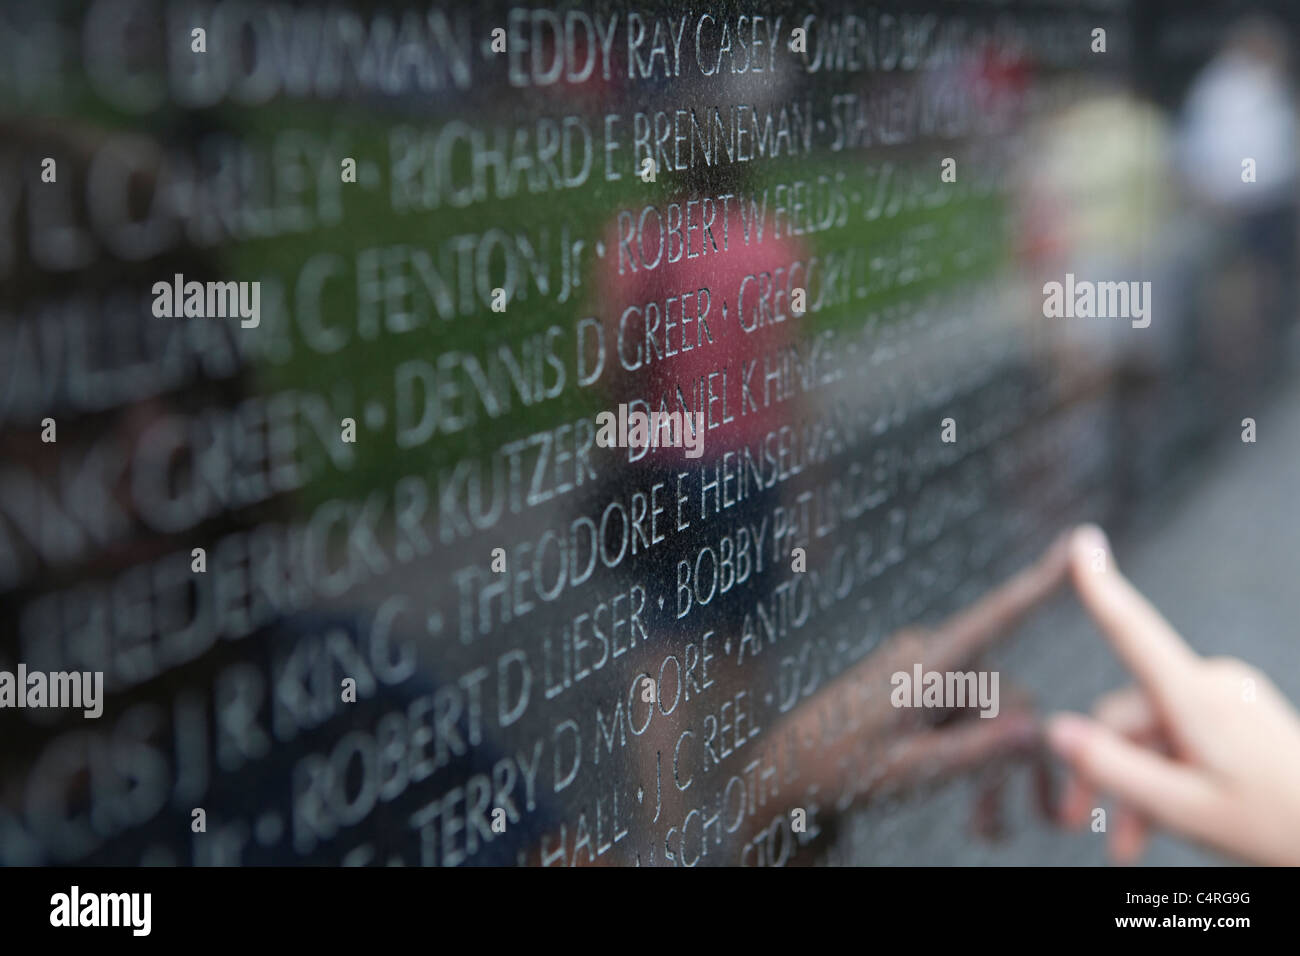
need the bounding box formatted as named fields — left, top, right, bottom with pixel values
left=1048, top=526, right=1300, bottom=866
left=1179, top=18, right=1299, bottom=378
left=1017, top=93, right=1177, bottom=378
left=588, top=169, right=815, bottom=660
left=594, top=192, right=812, bottom=470
left=1013, top=94, right=1187, bottom=522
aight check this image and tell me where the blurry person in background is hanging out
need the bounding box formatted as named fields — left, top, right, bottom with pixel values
left=1179, top=16, right=1300, bottom=381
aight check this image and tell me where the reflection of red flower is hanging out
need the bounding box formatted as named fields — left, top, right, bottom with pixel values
left=969, top=43, right=1031, bottom=117
left=1019, top=195, right=1069, bottom=268
left=594, top=203, right=811, bottom=464
left=975, top=43, right=1030, bottom=96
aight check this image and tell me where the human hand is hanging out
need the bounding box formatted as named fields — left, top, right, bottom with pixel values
left=1048, top=525, right=1300, bottom=865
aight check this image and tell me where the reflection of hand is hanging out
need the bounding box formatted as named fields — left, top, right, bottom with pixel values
left=766, top=531, right=1076, bottom=834
left=1049, top=526, right=1300, bottom=866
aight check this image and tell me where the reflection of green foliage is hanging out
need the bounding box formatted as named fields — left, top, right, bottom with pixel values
left=221, top=104, right=1008, bottom=514
left=227, top=104, right=658, bottom=513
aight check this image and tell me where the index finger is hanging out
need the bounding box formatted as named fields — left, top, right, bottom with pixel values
left=1068, top=525, right=1201, bottom=706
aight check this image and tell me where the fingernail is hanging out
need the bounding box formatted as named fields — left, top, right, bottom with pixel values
left=1073, top=524, right=1109, bottom=559
left=1046, top=713, right=1091, bottom=758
